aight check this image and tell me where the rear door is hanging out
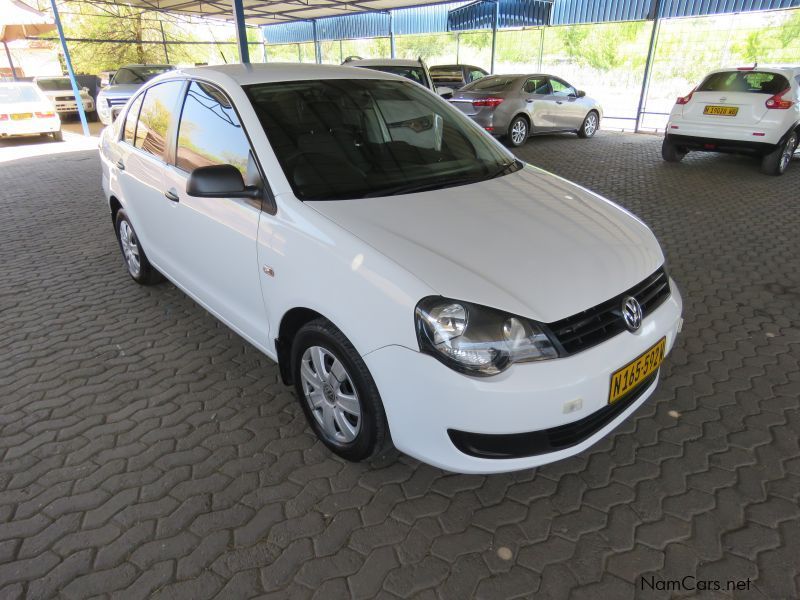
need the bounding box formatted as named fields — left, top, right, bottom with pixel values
left=162, top=79, right=270, bottom=347
left=116, top=80, right=185, bottom=275
left=521, top=76, right=553, bottom=130
left=680, top=70, right=790, bottom=130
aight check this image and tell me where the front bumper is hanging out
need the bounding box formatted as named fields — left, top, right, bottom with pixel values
left=364, top=282, right=683, bottom=474
left=55, top=99, right=95, bottom=114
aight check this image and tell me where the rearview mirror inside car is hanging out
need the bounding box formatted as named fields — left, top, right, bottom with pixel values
left=187, top=164, right=261, bottom=199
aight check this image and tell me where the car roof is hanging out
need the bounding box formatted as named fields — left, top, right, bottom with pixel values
left=0, top=81, right=38, bottom=88
left=345, top=58, right=423, bottom=68
left=711, top=65, right=800, bottom=77
left=431, top=64, right=483, bottom=70
left=117, top=64, right=173, bottom=69
left=162, top=63, right=405, bottom=87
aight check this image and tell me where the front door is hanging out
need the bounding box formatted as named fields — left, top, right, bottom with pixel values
left=162, top=80, right=270, bottom=348
left=548, top=78, right=586, bottom=130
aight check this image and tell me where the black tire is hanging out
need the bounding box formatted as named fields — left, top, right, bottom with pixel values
left=761, top=131, right=798, bottom=176
left=114, top=209, right=162, bottom=285
left=661, top=138, right=686, bottom=163
left=87, top=111, right=98, bottom=123
left=291, top=318, right=389, bottom=462
left=505, top=115, right=529, bottom=147
left=51, top=130, right=63, bottom=142
left=577, top=110, right=599, bottom=138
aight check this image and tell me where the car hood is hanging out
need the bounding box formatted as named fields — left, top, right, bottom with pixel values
left=98, top=84, right=141, bottom=98
left=306, top=166, right=664, bottom=323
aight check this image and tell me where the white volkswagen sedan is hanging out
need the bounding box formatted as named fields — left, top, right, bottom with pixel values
left=99, top=65, right=682, bottom=474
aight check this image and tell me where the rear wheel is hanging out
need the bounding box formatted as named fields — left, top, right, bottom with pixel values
left=291, top=318, right=389, bottom=461
left=115, top=209, right=162, bottom=285
left=51, top=130, right=63, bottom=142
left=578, top=111, right=599, bottom=138
left=661, top=138, right=686, bottom=163
left=761, top=132, right=797, bottom=176
left=506, top=116, right=529, bottom=147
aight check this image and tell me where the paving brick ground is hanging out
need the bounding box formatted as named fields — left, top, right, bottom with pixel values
left=1, top=131, right=798, bottom=599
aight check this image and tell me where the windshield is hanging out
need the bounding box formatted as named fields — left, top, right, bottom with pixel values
left=697, top=71, right=790, bottom=94
left=0, top=85, right=44, bottom=104
left=244, top=79, right=518, bottom=200
left=112, top=66, right=173, bottom=85
left=464, top=75, right=519, bottom=92
left=37, top=78, right=73, bottom=91
left=357, top=65, right=427, bottom=87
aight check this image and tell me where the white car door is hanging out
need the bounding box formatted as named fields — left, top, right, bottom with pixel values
left=161, top=80, right=270, bottom=348
left=116, top=81, right=185, bottom=276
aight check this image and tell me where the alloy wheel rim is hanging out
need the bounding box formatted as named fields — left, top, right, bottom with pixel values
left=585, top=113, right=597, bottom=136
left=119, top=221, right=141, bottom=276
left=780, top=135, right=796, bottom=172
left=511, top=120, right=527, bottom=145
left=300, top=346, right=361, bottom=443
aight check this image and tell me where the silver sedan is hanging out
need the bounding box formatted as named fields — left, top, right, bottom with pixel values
left=450, top=74, right=603, bottom=147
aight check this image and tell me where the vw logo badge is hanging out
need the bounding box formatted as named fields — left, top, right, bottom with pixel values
left=622, top=296, right=643, bottom=332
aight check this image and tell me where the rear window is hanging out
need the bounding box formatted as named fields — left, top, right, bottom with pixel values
left=465, top=76, right=518, bottom=92
left=431, top=67, right=462, bottom=82
left=697, top=71, right=790, bottom=95
left=0, top=85, right=43, bottom=103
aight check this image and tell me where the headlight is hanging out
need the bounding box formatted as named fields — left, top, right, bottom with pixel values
left=97, top=98, right=110, bottom=115
left=415, top=297, right=559, bottom=377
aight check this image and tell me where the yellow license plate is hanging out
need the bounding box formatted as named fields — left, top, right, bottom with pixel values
left=703, top=105, right=738, bottom=116
left=609, top=338, right=666, bottom=404
left=11, top=113, right=32, bottom=120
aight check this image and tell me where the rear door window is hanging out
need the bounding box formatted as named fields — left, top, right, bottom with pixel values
left=697, top=71, right=790, bottom=94
left=134, top=80, right=184, bottom=159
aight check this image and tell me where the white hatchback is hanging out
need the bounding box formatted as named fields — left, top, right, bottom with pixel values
left=100, top=65, right=682, bottom=474
left=663, top=65, right=800, bottom=175
left=0, top=82, right=62, bottom=141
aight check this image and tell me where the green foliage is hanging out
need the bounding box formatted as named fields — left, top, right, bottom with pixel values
left=555, top=22, right=647, bottom=71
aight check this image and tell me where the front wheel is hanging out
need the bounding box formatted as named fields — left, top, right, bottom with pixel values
left=506, top=116, right=529, bottom=147
left=292, top=318, right=389, bottom=461
left=761, top=132, right=797, bottom=176
left=578, top=111, right=599, bottom=138
left=661, top=138, right=686, bottom=163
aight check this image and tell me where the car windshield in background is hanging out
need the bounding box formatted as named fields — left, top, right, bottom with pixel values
left=464, top=75, right=519, bottom=92
left=244, top=79, right=519, bottom=201
left=112, top=66, right=173, bottom=85
left=37, top=79, right=73, bottom=91
left=697, top=71, right=790, bottom=94
left=359, top=66, right=427, bottom=86
left=0, top=85, right=43, bottom=103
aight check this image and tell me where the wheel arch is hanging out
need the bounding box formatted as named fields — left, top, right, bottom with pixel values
left=109, top=195, right=122, bottom=226
left=275, top=307, right=326, bottom=385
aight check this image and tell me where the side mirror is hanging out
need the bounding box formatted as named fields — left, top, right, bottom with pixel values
left=187, top=164, right=260, bottom=199
left=437, top=86, right=454, bottom=99
left=576, top=90, right=586, bottom=98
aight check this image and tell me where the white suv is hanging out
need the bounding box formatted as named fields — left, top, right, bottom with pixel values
left=99, top=64, right=682, bottom=474
left=663, top=65, right=800, bottom=175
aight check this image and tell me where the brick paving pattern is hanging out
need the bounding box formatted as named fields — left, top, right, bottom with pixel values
left=1, top=131, right=798, bottom=599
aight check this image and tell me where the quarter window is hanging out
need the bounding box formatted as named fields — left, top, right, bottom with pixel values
left=134, top=80, right=183, bottom=159
left=123, top=94, right=143, bottom=145
left=176, top=81, right=251, bottom=175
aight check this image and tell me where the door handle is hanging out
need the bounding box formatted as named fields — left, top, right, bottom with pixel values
left=556, top=101, right=564, bottom=105
left=164, top=189, right=180, bottom=202
left=116, top=159, right=125, bottom=171
left=526, top=99, right=534, bottom=103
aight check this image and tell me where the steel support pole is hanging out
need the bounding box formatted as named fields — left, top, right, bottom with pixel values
left=159, top=21, right=170, bottom=63
left=635, top=0, right=661, bottom=133
left=537, top=27, right=544, bottom=71
left=312, top=20, right=320, bottom=64
left=3, top=41, right=18, bottom=80
left=232, top=0, right=249, bottom=63
left=490, top=0, right=499, bottom=74
left=49, top=0, right=89, bottom=136
left=389, top=11, right=395, bottom=58
left=456, top=33, right=460, bottom=64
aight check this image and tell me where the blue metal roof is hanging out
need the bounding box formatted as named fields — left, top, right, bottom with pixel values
left=263, top=0, right=800, bottom=44
left=448, top=0, right=550, bottom=30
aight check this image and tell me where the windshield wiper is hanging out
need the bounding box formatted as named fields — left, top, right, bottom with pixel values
left=363, top=160, right=523, bottom=198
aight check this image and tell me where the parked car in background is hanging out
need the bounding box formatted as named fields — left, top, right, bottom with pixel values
left=0, top=82, right=62, bottom=141
left=97, top=64, right=174, bottom=125
left=430, top=64, right=488, bottom=90
left=99, top=64, right=682, bottom=474
left=451, top=74, right=602, bottom=147
left=34, top=76, right=96, bottom=121
left=343, top=57, right=454, bottom=97
left=663, top=65, right=800, bottom=175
